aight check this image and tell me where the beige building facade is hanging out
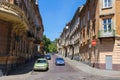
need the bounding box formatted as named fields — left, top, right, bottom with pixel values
left=57, top=0, right=120, bottom=70
left=0, top=0, right=44, bottom=75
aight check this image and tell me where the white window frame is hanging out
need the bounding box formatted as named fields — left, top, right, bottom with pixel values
left=103, top=18, right=112, bottom=32
left=103, top=0, right=112, bottom=8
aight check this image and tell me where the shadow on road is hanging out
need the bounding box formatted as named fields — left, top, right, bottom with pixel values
left=8, top=60, right=35, bottom=76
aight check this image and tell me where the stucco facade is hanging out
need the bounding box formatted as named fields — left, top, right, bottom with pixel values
left=0, top=0, right=44, bottom=75
left=58, top=0, right=120, bottom=70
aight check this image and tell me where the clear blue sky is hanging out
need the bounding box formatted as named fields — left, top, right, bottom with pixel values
left=38, top=0, right=86, bottom=41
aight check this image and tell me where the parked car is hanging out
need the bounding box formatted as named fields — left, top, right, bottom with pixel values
left=34, top=52, right=45, bottom=59
left=55, top=57, right=65, bottom=65
left=45, top=54, right=51, bottom=60
left=33, top=58, right=49, bottom=71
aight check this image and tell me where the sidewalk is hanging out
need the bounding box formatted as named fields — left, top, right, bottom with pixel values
left=0, top=69, right=3, bottom=76
left=57, top=54, right=120, bottom=78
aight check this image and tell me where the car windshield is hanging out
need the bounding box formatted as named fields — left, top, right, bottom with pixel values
left=46, top=55, right=50, bottom=57
left=37, top=60, right=47, bottom=63
left=57, top=58, right=64, bottom=60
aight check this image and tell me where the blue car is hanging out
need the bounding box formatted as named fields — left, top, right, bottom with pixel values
left=45, top=54, right=51, bottom=60
left=55, top=57, right=65, bottom=65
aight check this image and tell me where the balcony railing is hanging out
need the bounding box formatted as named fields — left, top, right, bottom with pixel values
left=73, top=34, right=79, bottom=41
left=67, top=40, right=74, bottom=46
left=61, top=41, right=65, bottom=46
left=98, top=29, right=115, bottom=38
left=0, top=1, right=28, bottom=27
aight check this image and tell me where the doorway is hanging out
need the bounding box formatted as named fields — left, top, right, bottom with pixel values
left=105, top=55, right=112, bottom=70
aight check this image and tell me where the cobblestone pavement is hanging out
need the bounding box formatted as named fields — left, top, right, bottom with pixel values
left=0, top=54, right=120, bottom=80
left=0, top=69, right=3, bottom=76
left=57, top=54, right=120, bottom=78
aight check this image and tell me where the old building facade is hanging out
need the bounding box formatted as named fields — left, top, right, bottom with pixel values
left=57, top=8, right=82, bottom=60
left=0, top=0, right=44, bottom=75
left=57, top=0, right=120, bottom=70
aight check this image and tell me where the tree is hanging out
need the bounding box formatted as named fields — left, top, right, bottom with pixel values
left=43, top=35, right=51, bottom=53
left=48, top=41, right=57, bottom=52
left=43, top=35, right=57, bottom=53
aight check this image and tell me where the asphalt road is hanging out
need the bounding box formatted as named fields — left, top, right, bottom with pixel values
left=0, top=54, right=120, bottom=80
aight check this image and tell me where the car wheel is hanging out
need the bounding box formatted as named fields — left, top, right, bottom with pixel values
left=55, top=63, right=57, bottom=66
left=46, top=67, right=49, bottom=71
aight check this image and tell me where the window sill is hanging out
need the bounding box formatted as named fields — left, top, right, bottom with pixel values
left=102, top=7, right=112, bottom=10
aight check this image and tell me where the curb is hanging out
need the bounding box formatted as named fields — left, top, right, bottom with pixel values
left=56, top=54, right=120, bottom=78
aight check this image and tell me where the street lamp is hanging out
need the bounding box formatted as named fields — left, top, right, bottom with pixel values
left=65, top=26, right=69, bottom=29
left=57, top=25, right=69, bottom=57
left=64, top=25, right=69, bottom=57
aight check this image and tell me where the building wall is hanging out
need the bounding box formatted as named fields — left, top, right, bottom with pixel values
left=96, top=0, right=120, bottom=70
left=79, top=0, right=98, bottom=64
left=79, top=0, right=120, bottom=70
left=116, top=0, right=120, bottom=35
left=0, top=0, right=44, bottom=75
left=97, top=38, right=120, bottom=70
left=58, top=0, right=120, bottom=71
left=0, top=21, right=11, bottom=56
left=99, top=0, right=115, bottom=15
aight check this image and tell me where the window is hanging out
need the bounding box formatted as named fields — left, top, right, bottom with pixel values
left=83, top=29, right=85, bottom=39
left=83, top=16, right=86, bottom=26
left=5, top=0, right=8, bottom=2
left=92, top=20, right=96, bottom=34
left=87, top=25, right=90, bottom=37
left=81, top=20, right=82, bottom=28
left=103, top=0, right=112, bottom=8
left=80, top=32, right=83, bottom=41
left=103, top=18, right=112, bottom=32
left=88, top=11, right=90, bottom=21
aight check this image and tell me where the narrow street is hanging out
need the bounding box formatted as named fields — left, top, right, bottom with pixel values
left=1, top=0, right=120, bottom=80
left=0, top=54, right=120, bottom=80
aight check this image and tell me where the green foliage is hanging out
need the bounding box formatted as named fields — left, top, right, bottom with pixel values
left=48, top=42, right=57, bottom=52
left=43, top=35, right=51, bottom=52
left=43, top=35, right=57, bottom=53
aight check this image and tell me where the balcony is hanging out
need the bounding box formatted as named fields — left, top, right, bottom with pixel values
left=98, top=29, right=115, bottom=38
left=34, top=38, right=41, bottom=44
left=61, top=41, right=65, bottom=46
left=37, top=27, right=41, bottom=31
left=0, top=1, right=28, bottom=32
left=73, top=34, right=79, bottom=44
left=68, top=41, right=74, bottom=46
left=27, top=31, right=35, bottom=41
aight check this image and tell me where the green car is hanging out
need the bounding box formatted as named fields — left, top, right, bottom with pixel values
left=33, top=58, right=49, bottom=71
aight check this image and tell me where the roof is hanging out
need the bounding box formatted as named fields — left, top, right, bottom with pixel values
left=37, top=58, right=47, bottom=60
